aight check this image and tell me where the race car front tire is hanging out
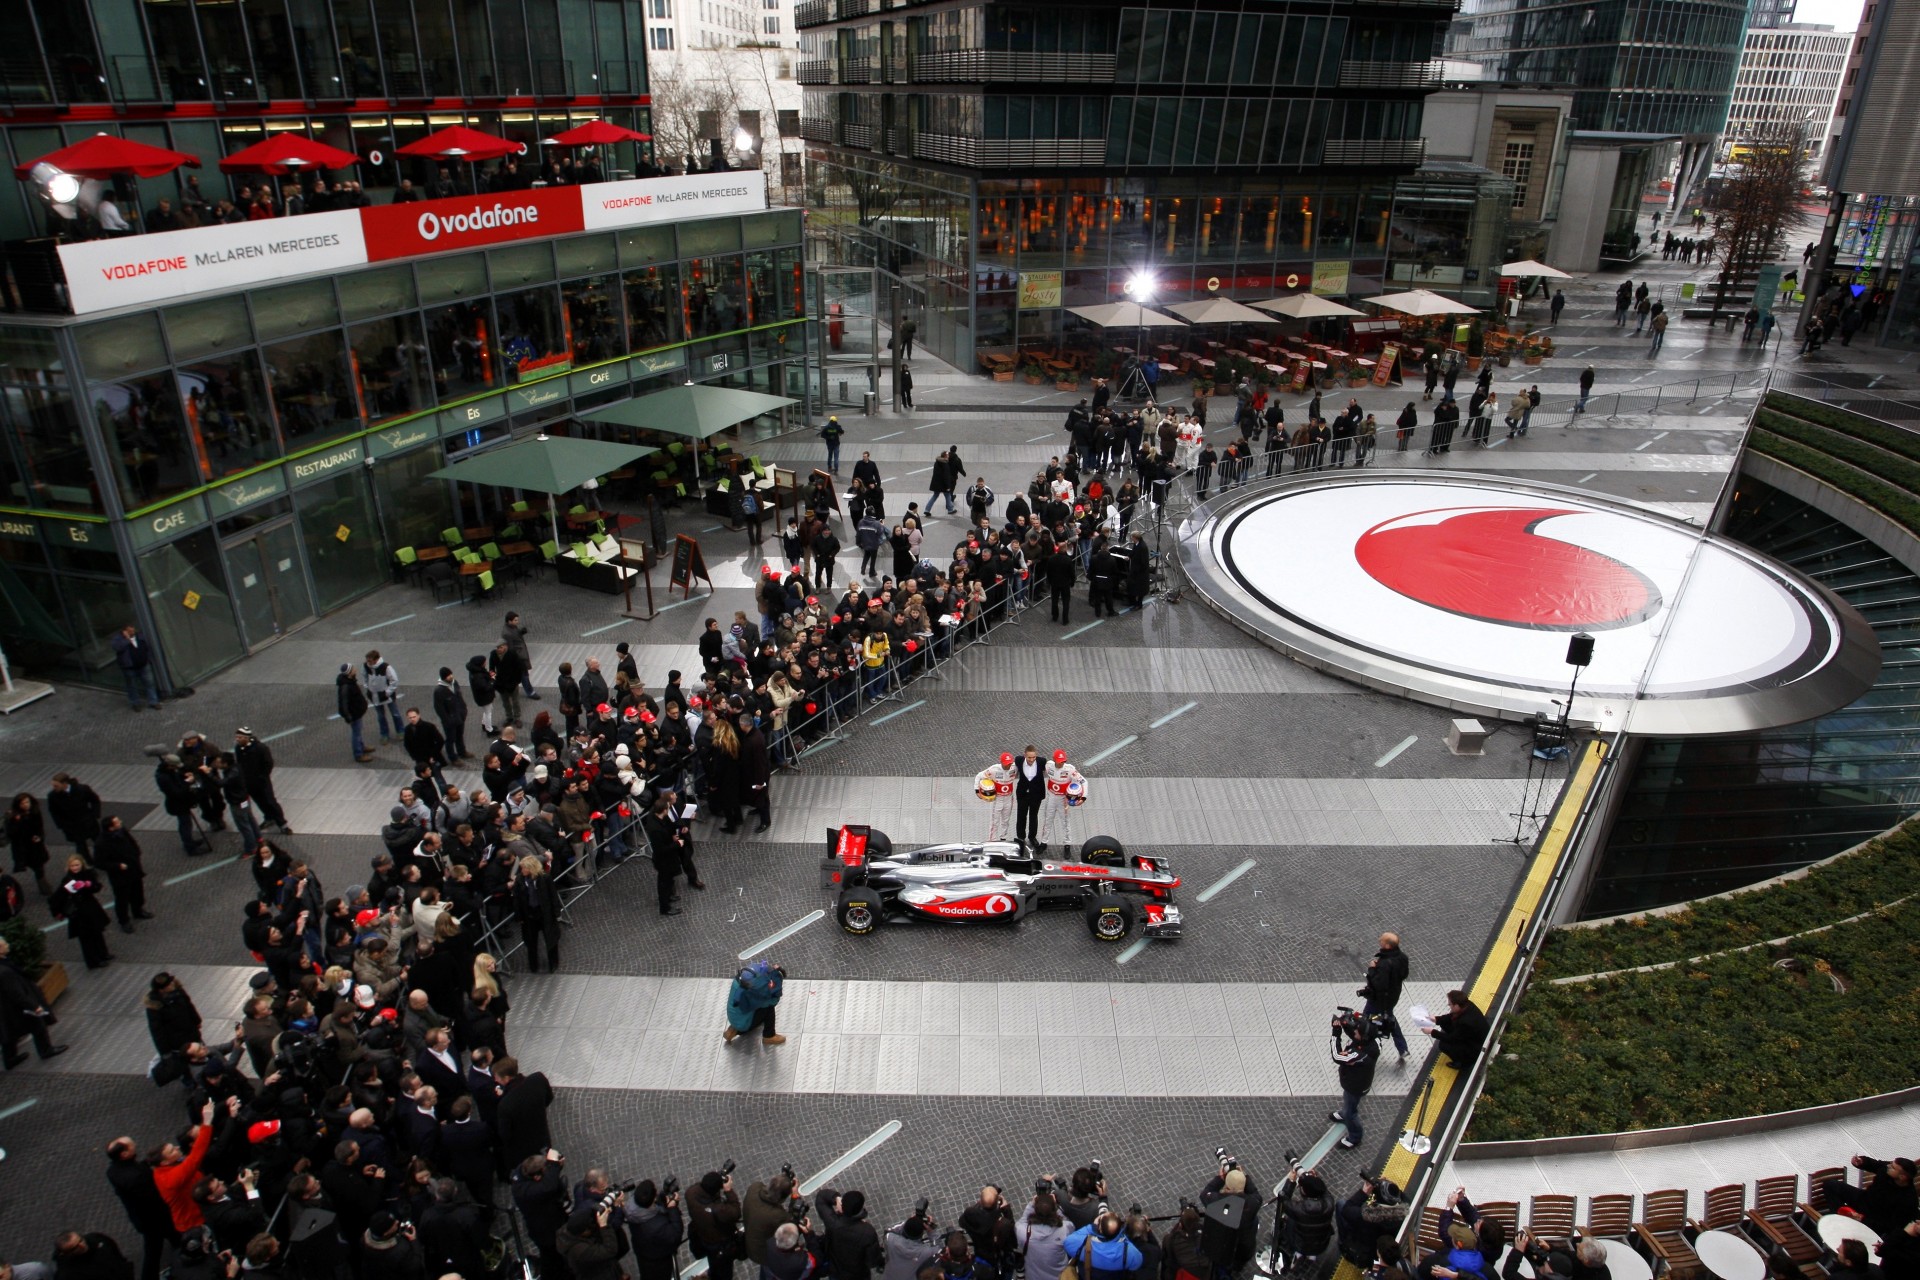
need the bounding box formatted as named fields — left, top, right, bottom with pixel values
left=1085, top=895, right=1135, bottom=942
left=838, top=889, right=880, bottom=936
left=1080, top=834, right=1126, bottom=865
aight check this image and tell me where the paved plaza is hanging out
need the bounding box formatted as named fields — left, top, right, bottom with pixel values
left=0, top=218, right=1911, bottom=1252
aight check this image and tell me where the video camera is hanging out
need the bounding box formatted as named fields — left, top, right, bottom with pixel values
left=1330, top=1006, right=1384, bottom=1061
left=1216, top=1148, right=1240, bottom=1174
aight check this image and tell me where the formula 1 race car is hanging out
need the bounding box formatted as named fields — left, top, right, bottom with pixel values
left=820, top=824, right=1183, bottom=943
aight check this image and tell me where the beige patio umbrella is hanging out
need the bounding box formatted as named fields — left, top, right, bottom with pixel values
left=1367, top=289, right=1482, bottom=316
left=1252, top=295, right=1367, bottom=319
left=1067, top=301, right=1189, bottom=328
left=1165, top=297, right=1279, bottom=325
left=1500, top=259, right=1572, bottom=278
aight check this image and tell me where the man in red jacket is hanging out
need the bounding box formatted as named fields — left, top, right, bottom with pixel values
left=151, top=1099, right=220, bottom=1233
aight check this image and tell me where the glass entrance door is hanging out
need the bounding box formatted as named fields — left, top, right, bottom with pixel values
left=225, top=521, right=314, bottom=648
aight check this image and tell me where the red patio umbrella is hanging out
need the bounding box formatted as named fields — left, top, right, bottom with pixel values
left=218, top=133, right=360, bottom=176
left=397, top=125, right=521, bottom=162
left=14, top=133, right=200, bottom=180
left=543, top=120, right=653, bottom=147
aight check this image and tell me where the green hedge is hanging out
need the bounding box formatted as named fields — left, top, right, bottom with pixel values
left=1537, top=819, right=1920, bottom=979
left=1749, top=430, right=1920, bottom=536
left=1470, top=899, right=1920, bottom=1140
left=1756, top=409, right=1920, bottom=494
left=1763, top=392, right=1920, bottom=465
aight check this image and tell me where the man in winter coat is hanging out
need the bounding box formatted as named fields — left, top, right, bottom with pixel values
left=626, top=1181, right=685, bottom=1280
left=743, top=1173, right=800, bottom=1265
left=688, top=1170, right=744, bottom=1280
left=433, top=668, right=471, bottom=763
left=815, top=1190, right=883, bottom=1280
left=466, top=655, right=499, bottom=737
left=929, top=452, right=958, bottom=516
left=95, top=816, right=150, bottom=932
left=490, top=642, right=528, bottom=729
left=402, top=708, right=448, bottom=783
left=419, top=1177, right=493, bottom=1280
left=492, top=1055, right=555, bottom=1168
left=154, top=754, right=210, bottom=855
left=337, top=665, right=373, bottom=762
left=882, top=1215, right=939, bottom=1280
left=559, top=1202, right=632, bottom=1280
left=1330, top=1015, right=1378, bottom=1149
left=502, top=611, right=538, bottom=699
left=47, top=773, right=103, bottom=858
left=0, top=934, right=65, bottom=1063
left=1359, top=932, right=1411, bottom=1059
left=1273, top=1165, right=1335, bottom=1275
left=1426, top=989, right=1489, bottom=1069
left=360, top=651, right=401, bottom=744
left=107, top=1136, right=177, bottom=1280
left=233, top=730, right=289, bottom=832
left=724, top=959, right=785, bottom=1046
left=1062, top=1213, right=1144, bottom=1280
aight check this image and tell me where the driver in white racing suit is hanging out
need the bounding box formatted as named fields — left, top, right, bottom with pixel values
left=975, top=751, right=1018, bottom=842
left=1040, top=749, right=1086, bottom=852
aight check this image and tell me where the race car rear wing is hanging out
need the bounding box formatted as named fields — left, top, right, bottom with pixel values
left=820, top=823, right=871, bottom=890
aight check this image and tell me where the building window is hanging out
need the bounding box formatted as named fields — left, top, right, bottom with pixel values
left=650, top=0, right=671, bottom=14
left=651, top=26, right=675, bottom=49
left=1502, top=140, right=1535, bottom=210
left=765, top=15, right=780, bottom=32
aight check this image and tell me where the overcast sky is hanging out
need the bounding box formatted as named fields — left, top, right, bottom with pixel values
left=1790, top=0, right=1864, bottom=30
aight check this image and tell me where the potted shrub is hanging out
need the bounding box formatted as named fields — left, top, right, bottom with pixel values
left=1023, top=361, right=1046, bottom=385
left=1092, top=349, right=1117, bottom=381
left=1054, top=366, right=1079, bottom=390
left=1, top=915, right=66, bottom=1005
left=1523, top=341, right=1545, bottom=365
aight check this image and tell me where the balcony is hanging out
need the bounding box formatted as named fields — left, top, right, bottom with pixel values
left=797, top=59, right=833, bottom=83
left=911, top=133, right=1107, bottom=166
left=1321, top=138, right=1428, bottom=166
left=795, top=0, right=830, bottom=26
left=911, top=51, right=1119, bottom=82
left=840, top=55, right=877, bottom=83
left=835, top=0, right=874, bottom=16
left=844, top=123, right=876, bottom=147
left=1338, top=60, right=1443, bottom=88
left=801, top=116, right=838, bottom=143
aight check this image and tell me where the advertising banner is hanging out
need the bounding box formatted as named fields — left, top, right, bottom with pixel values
left=579, top=171, right=768, bottom=231
left=59, top=211, right=366, bottom=314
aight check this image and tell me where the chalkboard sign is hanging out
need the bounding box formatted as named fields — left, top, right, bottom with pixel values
left=647, top=496, right=669, bottom=553
left=670, top=533, right=710, bottom=597
left=808, top=468, right=842, bottom=516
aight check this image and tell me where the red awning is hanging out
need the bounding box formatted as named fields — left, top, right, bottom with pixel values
left=396, top=126, right=522, bottom=162
left=543, top=120, right=653, bottom=147
left=218, top=134, right=361, bottom=176
left=15, top=133, right=201, bottom=180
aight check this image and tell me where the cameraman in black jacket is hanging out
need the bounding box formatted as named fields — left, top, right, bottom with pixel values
left=814, top=1188, right=884, bottom=1280
left=625, top=1180, right=684, bottom=1280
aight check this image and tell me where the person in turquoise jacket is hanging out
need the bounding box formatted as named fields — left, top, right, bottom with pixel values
left=1061, top=1213, right=1143, bottom=1280
left=725, top=959, right=786, bottom=1045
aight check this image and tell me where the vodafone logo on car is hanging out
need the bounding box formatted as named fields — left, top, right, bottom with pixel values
left=361, top=186, right=584, bottom=262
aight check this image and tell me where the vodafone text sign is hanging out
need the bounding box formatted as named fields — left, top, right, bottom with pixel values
left=58, top=211, right=367, bottom=314
left=360, top=186, right=584, bottom=262
left=53, top=172, right=772, bottom=315
left=580, top=171, right=768, bottom=231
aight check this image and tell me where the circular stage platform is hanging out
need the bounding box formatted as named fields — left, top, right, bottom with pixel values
left=1178, top=474, right=1880, bottom=736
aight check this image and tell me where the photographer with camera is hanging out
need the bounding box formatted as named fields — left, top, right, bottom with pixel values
left=512, top=1151, right=574, bottom=1280
left=1062, top=1212, right=1142, bottom=1280
left=559, top=1187, right=633, bottom=1280
left=624, top=1180, right=684, bottom=1280
left=763, top=1223, right=817, bottom=1280
left=958, top=1187, right=1016, bottom=1280
left=936, top=1231, right=993, bottom=1280
left=1060, top=1168, right=1105, bottom=1231
left=1267, top=1158, right=1335, bottom=1277
left=812, top=1188, right=884, bottom=1280
left=1331, top=1007, right=1380, bottom=1151
left=419, top=1175, right=495, bottom=1280
left=1416, top=1188, right=1502, bottom=1280
left=1016, top=1186, right=1075, bottom=1280
left=1200, top=1153, right=1260, bottom=1278
left=688, top=1168, right=745, bottom=1280
left=744, top=1171, right=803, bottom=1266
left=882, top=1201, right=940, bottom=1280
left=1336, top=1172, right=1405, bottom=1270
left=357, top=1211, right=423, bottom=1280
left=1504, top=1228, right=1580, bottom=1280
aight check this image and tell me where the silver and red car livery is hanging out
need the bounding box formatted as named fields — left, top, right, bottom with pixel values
left=822, top=824, right=1182, bottom=943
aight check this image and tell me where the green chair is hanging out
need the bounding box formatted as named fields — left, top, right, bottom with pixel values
left=482, top=541, right=503, bottom=561
left=441, top=526, right=462, bottom=546
left=498, top=522, right=523, bottom=540
left=750, top=457, right=767, bottom=479
left=571, top=540, right=592, bottom=563
left=511, top=500, right=530, bottom=515
left=457, top=548, right=479, bottom=565
left=674, top=482, right=688, bottom=499
left=393, top=546, right=422, bottom=585
left=667, top=442, right=685, bottom=458
left=533, top=539, right=559, bottom=578
left=475, top=569, right=495, bottom=600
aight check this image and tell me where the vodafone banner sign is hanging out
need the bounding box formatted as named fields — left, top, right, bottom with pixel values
left=59, top=211, right=367, bottom=315
left=56, top=172, right=771, bottom=315
left=1181, top=475, right=1881, bottom=736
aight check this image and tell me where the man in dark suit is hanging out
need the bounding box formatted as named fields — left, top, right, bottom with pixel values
left=492, top=1055, right=555, bottom=1169
left=465, top=1047, right=502, bottom=1130
left=106, top=1137, right=176, bottom=1280
left=415, top=1026, right=467, bottom=1103
left=1013, top=746, right=1046, bottom=852
left=1426, top=989, right=1489, bottom=1069
left=438, top=1095, right=496, bottom=1205
left=1044, top=545, right=1076, bottom=625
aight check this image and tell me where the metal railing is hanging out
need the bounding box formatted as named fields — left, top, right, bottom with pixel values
left=1337, top=59, right=1443, bottom=88
left=910, top=50, right=1119, bottom=82
left=1322, top=138, right=1427, bottom=166
left=796, top=0, right=830, bottom=26
left=1768, top=370, right=1920, bottom=425
left=797, top=59, right=833, bottom=83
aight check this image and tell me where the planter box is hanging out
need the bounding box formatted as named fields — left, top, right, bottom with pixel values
left=1055, top=379, right=1078, bottom=391
left=37, top=960, right=68, bottom=1005
left=992, top=371, right=1016, bottom=382
left=1523, top=353, right=1544, bottom=365
left=1023, top=374, right=1045, bottom=385
left=1465, top=356, right=1483, bottom=372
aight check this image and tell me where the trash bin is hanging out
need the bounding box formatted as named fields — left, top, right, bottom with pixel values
left=838, top=379, right=849, bottom=403
left=863, top=391, right=878, bottom=416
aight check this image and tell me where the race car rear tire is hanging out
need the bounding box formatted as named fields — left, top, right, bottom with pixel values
left=1085, top=895, right=1135, bottom=942
left=1080, top=834, right=1126, bottom=865
left=838, top=889, right=880, bottom=936
left=868, top=829, right=893, bottom=855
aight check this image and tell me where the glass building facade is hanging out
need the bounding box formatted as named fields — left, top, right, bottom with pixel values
left=1587, top=477, right=1920, bottom=916
left=1450, top=0, right=1748, bottom=140
left=0, top=208, right=808, bottom=690
left=796, top=0, right=1493, bottom=371
left=0, top=0, right=654, bottom=245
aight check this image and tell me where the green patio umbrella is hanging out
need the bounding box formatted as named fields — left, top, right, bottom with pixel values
left=430, top=433, right=658, bottom=548
left=581, top=383, right=798, bottom=479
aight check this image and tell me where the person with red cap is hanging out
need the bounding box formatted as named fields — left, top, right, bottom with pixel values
left=975, top=752, right=1018, bottom=842
left=1041, top=750, right=1086, bottom=852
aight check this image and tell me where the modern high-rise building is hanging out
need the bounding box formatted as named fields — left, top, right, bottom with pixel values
left=1727, top=24, right=1850, bottom=157
left=798, top=0, right=1490, bottom=370
left=0, top=2, right=810, bottom=692
left=1751, top=0, right=1799, bottom=31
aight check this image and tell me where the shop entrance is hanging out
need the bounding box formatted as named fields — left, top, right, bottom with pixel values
left=223, top=520, right=314, bottom=648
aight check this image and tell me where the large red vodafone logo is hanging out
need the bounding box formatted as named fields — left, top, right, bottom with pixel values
left=359, top=187, right=585, bottom=262
left=1354, top=506, right=1664, bottom=631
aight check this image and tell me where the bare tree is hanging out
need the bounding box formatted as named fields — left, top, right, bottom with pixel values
left=646, top=57, right=741, bottom=172
left=1710, top=120, right=1807, bottom=317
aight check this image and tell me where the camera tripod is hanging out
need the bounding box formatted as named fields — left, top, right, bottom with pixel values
left=1116, top=359, right=1154, bottom=404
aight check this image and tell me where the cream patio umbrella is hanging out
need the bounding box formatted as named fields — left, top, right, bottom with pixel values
left=1366, top=289, right=1482, bottom=316
left=1251, top=295, right=1367, bottom=319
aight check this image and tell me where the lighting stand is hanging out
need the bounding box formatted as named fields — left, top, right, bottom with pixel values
left=1148, top=466, right=1193, bottom=604
left=1399, top=1077, right=1436, bottom=1155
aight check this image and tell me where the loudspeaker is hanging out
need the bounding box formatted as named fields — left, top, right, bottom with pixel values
left=1566, top=633, right=1594, bottom=667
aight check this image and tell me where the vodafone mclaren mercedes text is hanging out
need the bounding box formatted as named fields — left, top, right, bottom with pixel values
left=821, top=824, right=1183, bottom=943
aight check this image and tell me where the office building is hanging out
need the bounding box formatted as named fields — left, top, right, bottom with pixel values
left=642, top=0, right=809, bottom=200
left=1727, top=25, right=1849, bottom=158
left=797, top=0, right=1494, bottom=370
left=0, top=3, right=810, bottom=692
